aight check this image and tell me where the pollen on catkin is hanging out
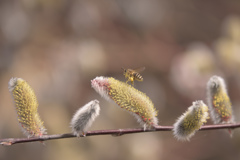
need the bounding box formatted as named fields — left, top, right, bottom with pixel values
left=70, top=100, right=100, bottom=137
left=173, top=101, right=209, bottom=141
left=206, top=75, right=234, bottom=135
left=91, top=76, right=158, bottom=130
left=8, top=77, right=46, bottom=137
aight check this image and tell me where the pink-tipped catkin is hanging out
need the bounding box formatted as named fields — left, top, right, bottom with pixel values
left=173, top=100, right=209, bottom=141
left=206, top=75, right=234, bottom=136
left=8, top=77, right=46, bottom=137
left=91, top=76, right=158, bottom=130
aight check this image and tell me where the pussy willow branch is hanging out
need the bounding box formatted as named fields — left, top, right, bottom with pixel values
left=1, top=123, right=240, bottom=146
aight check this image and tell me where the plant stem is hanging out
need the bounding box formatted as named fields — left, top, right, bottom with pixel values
left=1, top=123, right=240, bottom=146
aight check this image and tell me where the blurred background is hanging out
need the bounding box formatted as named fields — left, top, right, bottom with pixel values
left=0, top=0, right=240, bottom=160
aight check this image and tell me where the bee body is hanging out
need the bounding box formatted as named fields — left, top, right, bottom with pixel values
left=122, top=67, right=145, bottom=85
left=132, top=71, right=143, bottom=81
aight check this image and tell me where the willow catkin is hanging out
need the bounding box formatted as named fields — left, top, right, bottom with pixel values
left=91, top=76, right=158, bottom=130
left=70, top=100, right=100, bottom=137
left=173, top=100, right=209, bottom=141
left=206, top=75, right=233, bottom=124
left=8, top=77, right=46, bottom=137
left=206, top=75, right=234, bottom=135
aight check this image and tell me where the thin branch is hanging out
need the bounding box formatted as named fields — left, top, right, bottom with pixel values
left=1, top=123, right=240, bottom=146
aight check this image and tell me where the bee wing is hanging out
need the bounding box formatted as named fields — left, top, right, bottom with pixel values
left=133, top=67, right=145, bottom=73
left=121, top=67, right=127, bottom=74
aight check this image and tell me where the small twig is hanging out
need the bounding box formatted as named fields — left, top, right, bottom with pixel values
left=1, top=123, right=240, bottom=146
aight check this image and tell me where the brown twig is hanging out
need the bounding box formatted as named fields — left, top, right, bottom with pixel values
left=1, top=123, right=240, bottom=146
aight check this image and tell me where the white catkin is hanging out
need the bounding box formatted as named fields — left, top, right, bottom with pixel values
left=70, top=100, right=100, bottom=137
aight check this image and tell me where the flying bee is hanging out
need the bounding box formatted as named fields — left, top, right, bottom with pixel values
left=121, top=67, right=145, bottom=85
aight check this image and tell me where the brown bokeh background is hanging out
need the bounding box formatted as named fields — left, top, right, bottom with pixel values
left=1, top=0, right=240, bottom=160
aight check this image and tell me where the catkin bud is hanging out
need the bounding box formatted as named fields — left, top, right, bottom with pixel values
left=91, top=76, right=158, bottom=130
left=206, top=75, right=234, bottom=135
left=70, top=100, right=100, bottom=137
left=173, top=101, right=209, bottom=141
left=8, top=77, right=46, bottom=137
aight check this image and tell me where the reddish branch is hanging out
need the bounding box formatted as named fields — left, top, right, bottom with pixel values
left=1, top=123, right=240, bottom=146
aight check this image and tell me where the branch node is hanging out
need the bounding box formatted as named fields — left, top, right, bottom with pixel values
left=111, top=129, right=124, bottom=137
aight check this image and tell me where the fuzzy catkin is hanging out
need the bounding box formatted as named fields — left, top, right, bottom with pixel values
left=91, top=76, right=158, bottom=130
left=70, top=100, right=100, bottom=137
left=173, top=101, right=209, bottom=141
left=207, top=75, right=234, bottom=136
left=206, top=75, right=234, bottom=124
left=8, top=78, right=46, bottom=137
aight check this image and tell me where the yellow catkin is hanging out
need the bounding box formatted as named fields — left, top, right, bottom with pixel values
left=212, top=89, right=232, bottom=122
left=9, top=78, right=46, bottom=137
left=91, top=76, right=158, bottom=130
left=207, top=76, right=234, bottom=123
left=207, top=75, right=234, bottom=136
left=173, top=101, right=209, bottom=141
